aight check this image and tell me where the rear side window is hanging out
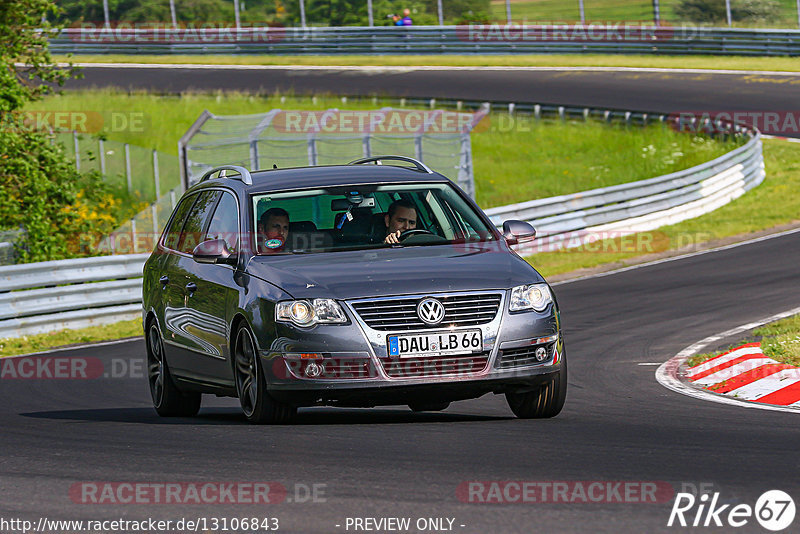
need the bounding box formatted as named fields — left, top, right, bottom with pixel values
left=204, top=191, right=240, bottom=253
left=162, top=193, right=197, bottom=250
left=178, top=191, right=222, bottom=254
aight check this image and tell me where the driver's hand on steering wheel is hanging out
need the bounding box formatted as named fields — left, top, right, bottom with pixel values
left=384, top=230, right=403, bottom=244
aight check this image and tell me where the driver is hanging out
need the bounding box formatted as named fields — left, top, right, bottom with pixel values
left=258, top=207, right=290, bottom=253
left=384, top=199, right=417, bottom=244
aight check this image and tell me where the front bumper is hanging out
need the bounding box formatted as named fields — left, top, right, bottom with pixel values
left=259, top=290, right=564, bottom=407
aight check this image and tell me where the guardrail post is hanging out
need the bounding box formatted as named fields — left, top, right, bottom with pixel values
left=558, top=106, right=565, bottom=121
left=362, top=135, right=372, bottom=158
left=429, top=98, right=436, bottom=109
left=508, top=103, right=515, bottom=116
left=534, top=104, right=541, bottom=121
left=307, top=137, right=318, bottom=166
left=583, top=108, right=589, bottom=121
left=73, top=131, right=80, bottom=172
left=99, top=139, right=106, bottom=177
left=414, top=134, right=423, bottom=162
left=152, top=149, right=160, bottom=201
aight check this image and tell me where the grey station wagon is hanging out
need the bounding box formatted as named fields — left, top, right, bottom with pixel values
left=142, top=156, right=566, bottom=423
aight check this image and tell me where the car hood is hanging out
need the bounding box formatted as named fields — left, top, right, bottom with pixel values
left=246, top=243, right=543, bottom=300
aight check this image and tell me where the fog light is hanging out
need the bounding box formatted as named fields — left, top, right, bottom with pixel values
left=305, top=362, right=323, bottom=377
left=535, top=346, right=548, bottom=362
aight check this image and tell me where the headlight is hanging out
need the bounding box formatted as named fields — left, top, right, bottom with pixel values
left=509, top=283, right=553, bottom=312
left=276, top=299, right=347, bottom=327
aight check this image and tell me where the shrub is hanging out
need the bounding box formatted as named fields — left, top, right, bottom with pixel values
left=675, top=0, right=781, bottom=23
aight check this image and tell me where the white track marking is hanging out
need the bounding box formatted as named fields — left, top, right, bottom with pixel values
left=59, top=63, right=800, bottom=76
left=554, top=226, right=800, bottom=286
left=690, top=358, right=776, bottom=387
left=656, top=305, right=800, bottom=414
left=729, top=372, right=800, bottom=401
left=685, top=346, right=763, bottom=377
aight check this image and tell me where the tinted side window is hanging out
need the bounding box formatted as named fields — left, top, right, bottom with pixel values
left=204, top=191, right=239, bottom=253
left=178, top=191, right=222, bottom=254
left=162, top=193, right=198, bottom=250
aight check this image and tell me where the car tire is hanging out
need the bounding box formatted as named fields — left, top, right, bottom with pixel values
left=146, top=321, right=201, bottom=417
left=234, top=324, right=297, bottom=424
left=408, top=402, right=450, bottom=412
left=505, top=355, right=567, bottom=419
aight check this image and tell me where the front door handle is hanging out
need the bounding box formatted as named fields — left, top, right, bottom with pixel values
left=159, top=275, right=169, bottom=286
left=185, top=282, right=198, bottom=293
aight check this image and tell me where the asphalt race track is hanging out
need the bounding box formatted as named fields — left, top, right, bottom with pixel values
left=3, top=66, right=800, bottom=533
left=67, top=65, right=800, bottom=129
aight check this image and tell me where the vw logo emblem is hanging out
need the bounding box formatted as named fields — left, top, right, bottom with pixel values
left=417, top=298, right=445, bottom=325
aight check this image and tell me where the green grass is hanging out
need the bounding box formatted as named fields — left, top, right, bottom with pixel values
left=528, top=138, right=800, bottom=277
left=687, top=314, right=800, bottom=368
left=489, top=0, right=800, bottom=28
left=0, top=319, right=142, bottom=358
left=58, top=53, right=800, bottom=72
left=25, top=90, right=737, bottom=209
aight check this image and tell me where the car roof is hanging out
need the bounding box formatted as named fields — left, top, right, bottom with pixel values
left=198, top=164, right=451, bottom=195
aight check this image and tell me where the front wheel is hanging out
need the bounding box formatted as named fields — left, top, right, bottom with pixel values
left=146, top=321, right=201, bottom=417
left=505, top=356, right=567, bottom=419
left=234, top=325, right=297, bottom=424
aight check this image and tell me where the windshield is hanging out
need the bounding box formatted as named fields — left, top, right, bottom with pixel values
left=252, top=183, right=497, bottom=255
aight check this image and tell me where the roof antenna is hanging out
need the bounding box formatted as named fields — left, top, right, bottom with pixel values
left=273, top=163, right=278, bottom=169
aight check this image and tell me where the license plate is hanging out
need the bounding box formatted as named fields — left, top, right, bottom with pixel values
left=387, top=330, right=483, bottom=358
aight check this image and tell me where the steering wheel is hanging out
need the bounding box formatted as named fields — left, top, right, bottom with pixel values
left=398, top=229, right=433, bottom=241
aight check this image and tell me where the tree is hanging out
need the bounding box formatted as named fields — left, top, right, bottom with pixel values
left=0, top=0, right=121, bottom=262
left=1, top=0, right=76, bottom=113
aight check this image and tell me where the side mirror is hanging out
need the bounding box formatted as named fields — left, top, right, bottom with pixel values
left=502, top=220, right=536, bottom=246
left=192, top=239, right=236, bottom=265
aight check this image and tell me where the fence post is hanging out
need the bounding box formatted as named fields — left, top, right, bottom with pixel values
left=307, top=137, right=318, bottom=166
left=125, top=144, right=132, bottom=194
left=152, top=204, right=159, bottom=238
left=73, top=131, right=81, bottom=171
left=152, top=150, right=160, bottom=201
left=99, top=139, right=106, bottom=176
left=131, top=218, right=137, bottom=254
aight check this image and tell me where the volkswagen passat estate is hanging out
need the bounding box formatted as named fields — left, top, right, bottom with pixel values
left=142, top=157, right=566, bottom=424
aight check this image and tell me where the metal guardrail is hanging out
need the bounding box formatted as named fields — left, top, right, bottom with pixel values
left=0, top=96, right=764, bottom=339
left=486, top=133, right=764, bottom=252
left=0, top=254, right=148, bottom=339
left=49, top=26, right=800, bottom=56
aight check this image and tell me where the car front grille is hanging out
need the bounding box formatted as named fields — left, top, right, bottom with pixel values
left=351, top=293, right=502, bottom=331
left=496, top=343, right=555, bottom=369
left=381, top=352, right=491, bottom=378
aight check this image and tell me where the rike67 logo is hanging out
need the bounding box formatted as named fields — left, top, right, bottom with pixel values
left=668, top=490, right=795, bottom=531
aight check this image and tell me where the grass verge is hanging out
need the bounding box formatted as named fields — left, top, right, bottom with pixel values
left=25, top=90, right=737, bottom=209
left=0, top=319, right=142, bottom=358
left=58, top=54, right=800, bottom=72
left=527, top=138, right=800, bottom=278
left=686, top=314, right=800, bottom=368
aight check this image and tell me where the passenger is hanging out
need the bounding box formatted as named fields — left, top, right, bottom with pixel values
left=258, top=207, right=290, bottom=253
left=384, top=199, right=417, bottom=244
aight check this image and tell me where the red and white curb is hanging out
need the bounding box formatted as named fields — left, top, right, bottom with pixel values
left=685, top=342, right=800, bottom=406
left=656, top=306, right=800, bottom=414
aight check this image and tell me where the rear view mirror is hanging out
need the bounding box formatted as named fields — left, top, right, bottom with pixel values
left=192, top=239, right=236, bottom=265
left=502, top=220, right=536, bottom=246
